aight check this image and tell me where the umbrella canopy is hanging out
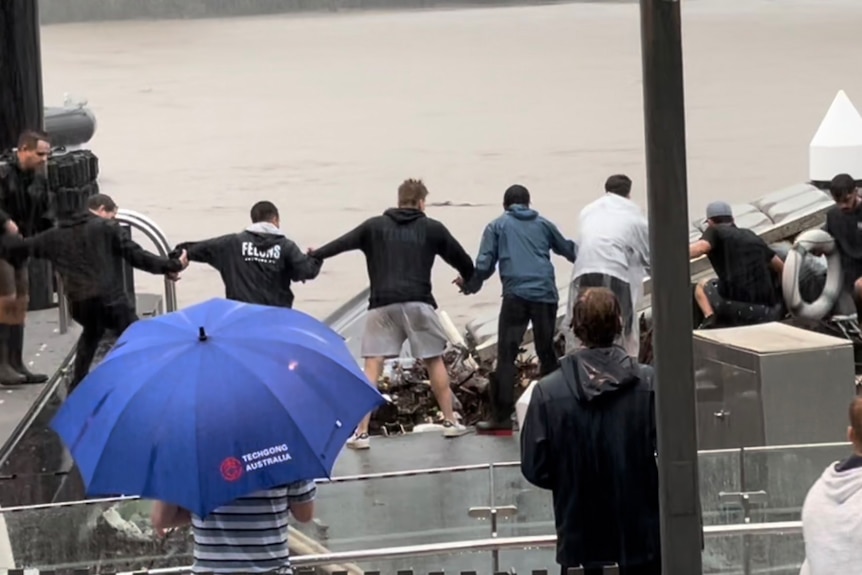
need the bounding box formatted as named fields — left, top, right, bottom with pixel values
left=51, top=297, right=385, bottom=517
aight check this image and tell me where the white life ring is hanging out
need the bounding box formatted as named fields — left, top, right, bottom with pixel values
left=782, top=229, right=843, bottom=321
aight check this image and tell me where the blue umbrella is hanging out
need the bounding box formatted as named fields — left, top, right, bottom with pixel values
left=51, top=297, right=385, bottom=518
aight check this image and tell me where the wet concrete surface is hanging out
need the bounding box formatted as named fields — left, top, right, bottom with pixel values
left=0, top=305, right=81, bottom=509
left=0, top=307, right=80, bottom=454
left=0, top=295, right=162, bottom=508
left=328, top=430, right=520, bottom=477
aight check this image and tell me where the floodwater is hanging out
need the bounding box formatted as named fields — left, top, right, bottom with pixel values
left=39, top=0, right=862, bottom=326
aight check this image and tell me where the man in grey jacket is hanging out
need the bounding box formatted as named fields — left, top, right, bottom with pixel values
left=460, top=184, right=576, bottom=434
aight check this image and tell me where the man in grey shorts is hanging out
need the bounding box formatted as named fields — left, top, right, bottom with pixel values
left=310, top=178, right=476, bottom=449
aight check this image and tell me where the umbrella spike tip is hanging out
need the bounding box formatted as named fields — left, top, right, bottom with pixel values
left=199, top=327, right=208, bottom=341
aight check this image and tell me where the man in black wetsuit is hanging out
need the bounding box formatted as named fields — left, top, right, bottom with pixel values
left=174, top=200, right=321, bottom=308
left=0, top=131, right=55, bottom=385
left=823, top=173, right=862, bottom=318
left=1, top=194, right=187, bottom=390
left=689, top=201, right=784, bottom=329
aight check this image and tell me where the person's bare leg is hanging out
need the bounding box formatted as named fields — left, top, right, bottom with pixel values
left=694, top=279, right=715, bottom=318
left=424, top=355, right=455, bottom=421
left=424, top=355, right=468, bottom=437
left=346, top=356, right=384, bottom=450
left=358, top=356, right=384, bottom=436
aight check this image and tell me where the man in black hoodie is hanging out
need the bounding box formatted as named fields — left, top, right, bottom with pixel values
left=173, top=201, right=321, bottom=308
left=310, top=179, right=475, bottom=449
left=1, top=194, right=187, bottom=389
left=823, top=174, right=862, bottom=318
left=0, top=130, right=55, bottom=385
left=521, top=287, right=660, bottom=575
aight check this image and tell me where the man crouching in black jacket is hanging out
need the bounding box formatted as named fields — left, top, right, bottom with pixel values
left=0, top=194, right=187, bottom=390
left=521, top=287, right=660, bottom=575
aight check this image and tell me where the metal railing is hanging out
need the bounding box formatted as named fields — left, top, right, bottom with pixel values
left=1, top=441, right=850, bottom=512
left=0, top=445, right=827, bottom=572
left=132, top=522, right=802, bottom=574
left=56, top=208, right=178, bottom=334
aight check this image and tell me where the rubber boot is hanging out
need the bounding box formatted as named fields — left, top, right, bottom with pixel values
left=0, top=326, right=26, bottom=386
left=9, top=325, right=47, bottom=384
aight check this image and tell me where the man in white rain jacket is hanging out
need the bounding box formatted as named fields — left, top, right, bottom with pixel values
left=564, top=175, right=650, bottom=358
left=800, top=396, right=862, bottom=575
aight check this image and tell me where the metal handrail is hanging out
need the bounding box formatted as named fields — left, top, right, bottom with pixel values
left=136, top=522, right=802, bottom=574
left=115, top=209, right=177, bottom=312
left=0, top=440, right=851, bottom=512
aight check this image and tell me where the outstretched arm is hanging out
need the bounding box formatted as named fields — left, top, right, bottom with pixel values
left=435, top=223, right=475, bottom=282
left=545, top=220, right=577, bottom=263
left=462, top=224, right=497, bottom=295
left=283, top=240, right=323, bottom=282
left=309, top=222, right=367, bottom=260
left=1, top=231, right=52, bottom=261
left=175, top=234, right=234, bottom=267
left=473, top=224, right=499, bottom=283
left=111, top=224, right=184, bottom=275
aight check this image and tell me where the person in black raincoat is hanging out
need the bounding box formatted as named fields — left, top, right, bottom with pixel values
left=1, top=193, right=187, bottom=390
left=173, top=201, right=321, bottom=308
left=0, top=131, right=55, bottom=385
left=520, top=286, right=660, bottom=575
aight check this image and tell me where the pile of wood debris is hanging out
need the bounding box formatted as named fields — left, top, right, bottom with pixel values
left=368, top=345, right=539, bottom=435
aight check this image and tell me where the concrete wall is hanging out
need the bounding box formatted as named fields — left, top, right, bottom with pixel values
left=38, top=0, right=606, bottom=24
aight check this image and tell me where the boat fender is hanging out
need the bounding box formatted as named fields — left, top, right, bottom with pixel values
left=782, top=229, right=843, bottom=320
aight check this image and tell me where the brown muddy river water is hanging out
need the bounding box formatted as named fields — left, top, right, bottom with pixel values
left=40, top=0, right=862, bottom=326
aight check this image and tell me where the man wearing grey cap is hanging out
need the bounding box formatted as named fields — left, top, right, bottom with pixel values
left=689, top=201, right=784, bottom=328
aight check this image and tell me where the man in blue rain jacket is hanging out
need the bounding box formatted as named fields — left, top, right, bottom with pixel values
left=459, top=184, right=576, bottom=434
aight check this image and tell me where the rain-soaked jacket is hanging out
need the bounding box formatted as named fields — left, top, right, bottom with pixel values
left=801, top=455, right=862, bottom=575
left=520, top=346, right=659, bottom=570
left=470, top=204, right=576, bottom=304
left=565, top=193, right=650, bottom=357
left=175, top=222, right=321, bottom=309
left=1, top=211, right=181, bottom=304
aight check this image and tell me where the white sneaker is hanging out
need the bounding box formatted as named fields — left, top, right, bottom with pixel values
left=442, top=420, right=468, bottom=438
left=346, top=432, right=370, bottom=450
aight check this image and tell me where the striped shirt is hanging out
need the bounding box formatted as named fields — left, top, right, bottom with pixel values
left=191, top=481, right=317, bottom=573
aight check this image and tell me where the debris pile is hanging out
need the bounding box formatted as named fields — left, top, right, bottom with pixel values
left=369, top=345, right=539, bottom=435
left=87, top=504, right=191, bottom=571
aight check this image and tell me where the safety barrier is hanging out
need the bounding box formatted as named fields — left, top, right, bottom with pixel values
left=0, top=522, right=803, bottom=575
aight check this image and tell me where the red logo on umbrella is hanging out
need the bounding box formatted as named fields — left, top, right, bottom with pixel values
left=220, top=457, right=244, bottom=482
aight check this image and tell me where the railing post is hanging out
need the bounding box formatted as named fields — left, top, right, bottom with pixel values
left=490, top=463, right=498, bottom=573
left=55, top=273, right=69, bottom=334
left=114, top=209, right=178, bottom=313
left=467, top=462, right=517, bottom=574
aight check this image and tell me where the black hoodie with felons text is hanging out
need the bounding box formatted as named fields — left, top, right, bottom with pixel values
left=520, top=346, right=660, bottom=570
left=311, top=208, right=475, bottom=310
left=175, top=222, right=321, bottom=309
